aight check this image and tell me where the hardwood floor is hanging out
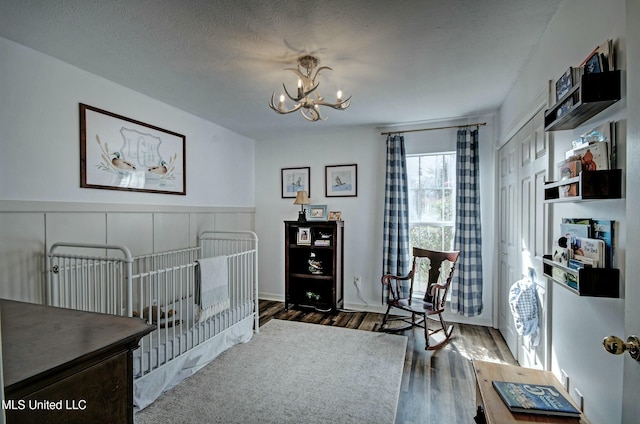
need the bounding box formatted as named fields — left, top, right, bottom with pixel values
left=259, top=300, right=518, bottom=424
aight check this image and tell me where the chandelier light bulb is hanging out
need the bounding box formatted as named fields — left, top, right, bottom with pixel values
left=337, top=90, right=343, bottom=101
left=278, top=94, right=285, bottom=110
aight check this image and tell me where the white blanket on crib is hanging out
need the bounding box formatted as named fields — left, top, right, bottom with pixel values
left=196, top=256, right=229, bottom=321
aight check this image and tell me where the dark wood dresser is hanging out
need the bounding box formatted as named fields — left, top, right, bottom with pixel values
left=1, top=299, right=154, bottom=424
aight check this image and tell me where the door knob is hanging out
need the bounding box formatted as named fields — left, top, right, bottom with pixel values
left=602, top=335, right=640, bottom=361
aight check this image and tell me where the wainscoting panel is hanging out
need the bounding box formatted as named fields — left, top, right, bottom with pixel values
left=153, top=213, right=190, bottom=252
left=0, top=201, right=255, bottom=304
left=107, top=213, right=154, bottom=256
left=0, top=212, right=46, bottom=302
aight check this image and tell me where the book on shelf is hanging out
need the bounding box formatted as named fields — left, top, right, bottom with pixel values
left=568, top=141, right=610, bottom=171
left=568, top=258, right=590, bottom=270
left=562, top=218, right=615, bottom=268
left=572, top=237, right=605, bottom=268
left=555, top=66, right=583, bottom=102
left=580, top=39, right=614, bottom=73
left=313, top=239, right=331, bottom=246
left=492, top=381, right=581, bottom=418
left=559, top=182, right=578, bottom=198
left=567, top=122, right=616, bottom=168
left=593, top=219, right=615, bottom=268
left=556, top=97, right=574, bottom=119
left=556, top=159, right=581, bottom=180
left=560, top=222, right=590, bottom=239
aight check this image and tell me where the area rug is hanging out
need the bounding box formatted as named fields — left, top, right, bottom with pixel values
left=135, top=319, right=407, bottom=424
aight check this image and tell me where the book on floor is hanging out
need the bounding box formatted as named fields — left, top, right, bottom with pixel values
left=492, top=381, right=581, bottom=418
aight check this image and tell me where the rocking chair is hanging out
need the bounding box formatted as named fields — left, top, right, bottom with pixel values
left=380, top=247, right=460, bottom=350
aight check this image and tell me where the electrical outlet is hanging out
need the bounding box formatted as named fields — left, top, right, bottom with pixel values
left=574, top=388, right=584, bottom=411
left=560, top=369, right=569, bottom=391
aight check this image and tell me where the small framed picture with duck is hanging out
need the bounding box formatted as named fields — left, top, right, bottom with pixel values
left=80, top=103, right=186, bottom=195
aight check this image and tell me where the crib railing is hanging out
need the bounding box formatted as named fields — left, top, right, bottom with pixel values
left=199, top=231, right=259, bottom=332
left=47, top=242, right=134, bottom=316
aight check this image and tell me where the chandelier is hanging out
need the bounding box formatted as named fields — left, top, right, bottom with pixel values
left=269, top=55, right=351, bottom=121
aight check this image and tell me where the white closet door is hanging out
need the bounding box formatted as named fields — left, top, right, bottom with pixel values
left=497, top=107, right=549, bottom=367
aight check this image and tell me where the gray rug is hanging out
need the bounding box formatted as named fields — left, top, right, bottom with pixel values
left=135, top=319, right=407, bottom=424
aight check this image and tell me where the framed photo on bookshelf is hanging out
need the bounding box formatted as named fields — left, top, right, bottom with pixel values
left=307, top=205, right=328, bottom=221
left=328, top=211, right=342, bottom=221
left=296, top=227, right=312, bottom=245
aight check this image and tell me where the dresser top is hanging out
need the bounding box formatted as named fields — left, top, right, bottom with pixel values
left=1, top=299, right=154, bottom=389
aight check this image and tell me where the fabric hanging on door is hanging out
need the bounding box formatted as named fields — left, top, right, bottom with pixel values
left=451, top=128, right=484, bottom=316
left=382, top=134, right=411, bottom=302
left=509, top=277, right=540, bottom=349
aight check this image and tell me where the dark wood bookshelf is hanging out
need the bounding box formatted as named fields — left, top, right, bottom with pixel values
left=544, top=169, right=622, bottom=202
left=284, top=220, right=344, bottom=312
left=544, top=71, right=621, bottom=131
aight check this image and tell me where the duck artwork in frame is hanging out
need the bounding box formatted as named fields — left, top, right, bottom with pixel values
left=80, top=103, right=186, bottom=195
left=325, top=164, right=357, bottom=197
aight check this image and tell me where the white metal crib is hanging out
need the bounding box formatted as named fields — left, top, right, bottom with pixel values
left=47, top=230, right=258, bottom=410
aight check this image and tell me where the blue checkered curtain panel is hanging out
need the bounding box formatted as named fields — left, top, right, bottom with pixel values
left=451, top=128, right=484, bottom=316
left=382, top=135, right=411, bottom=302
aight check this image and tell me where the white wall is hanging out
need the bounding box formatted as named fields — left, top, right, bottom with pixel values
left=0, top=37, right=257, bottom=304
left=0, top=36, right=255, bottom=207
left=499, top=1, right=626, bottom=423
left=255, top=116, right=497, bottom=327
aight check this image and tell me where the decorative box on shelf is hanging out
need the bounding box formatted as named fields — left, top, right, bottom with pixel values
left=542, top=255, right=619, bottom=298
left=544, top=169, right=622, bottom=202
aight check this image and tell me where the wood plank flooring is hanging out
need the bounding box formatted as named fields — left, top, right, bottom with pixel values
left=259, top=300, right=518, bottom=424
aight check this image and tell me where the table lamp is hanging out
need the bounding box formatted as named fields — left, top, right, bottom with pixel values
left=293, top=191, right=310, bottom=222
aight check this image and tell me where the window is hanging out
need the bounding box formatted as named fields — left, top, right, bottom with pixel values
left=406, top=152, right=456, bottom=294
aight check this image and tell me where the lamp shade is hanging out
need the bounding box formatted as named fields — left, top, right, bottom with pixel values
left=293, top=191, right=310, bottom=205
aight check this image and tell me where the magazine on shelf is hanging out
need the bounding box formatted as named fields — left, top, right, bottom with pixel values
left=492, top=381, right=581, bottom=418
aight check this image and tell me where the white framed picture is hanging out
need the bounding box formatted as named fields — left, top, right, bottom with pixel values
left=296, top=227, right=312, bottom=245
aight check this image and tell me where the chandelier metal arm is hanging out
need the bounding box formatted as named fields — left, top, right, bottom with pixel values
left=301, top=107, right=326, bottom=121
left=283, top=81, right=320, bottom=102
left=313, top=95, right=352, bottom=110
left=268, top=92, right=303, bottom=114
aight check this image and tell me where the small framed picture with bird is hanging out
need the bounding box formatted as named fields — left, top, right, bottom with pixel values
left=80, top=103, right=186, bottom=195
left=325, top=164, right=357, bottom=197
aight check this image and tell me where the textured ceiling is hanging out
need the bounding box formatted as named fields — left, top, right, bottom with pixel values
left=0, top=0, right=562, bottom=140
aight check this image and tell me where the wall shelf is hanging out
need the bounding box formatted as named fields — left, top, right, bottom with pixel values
left=544, top=169, right=622, bottom=202
left=542, top=255, right=619, bottom=298
left=544, top=71, right=621, bottom=131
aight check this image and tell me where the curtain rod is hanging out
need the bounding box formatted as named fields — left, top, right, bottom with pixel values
left=380, top=122, right=487, bottom=136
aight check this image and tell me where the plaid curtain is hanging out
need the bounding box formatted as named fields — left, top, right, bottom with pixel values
left=451, top=128, right=484, bottom=316
left=382, top=135, right=411, bottom=301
